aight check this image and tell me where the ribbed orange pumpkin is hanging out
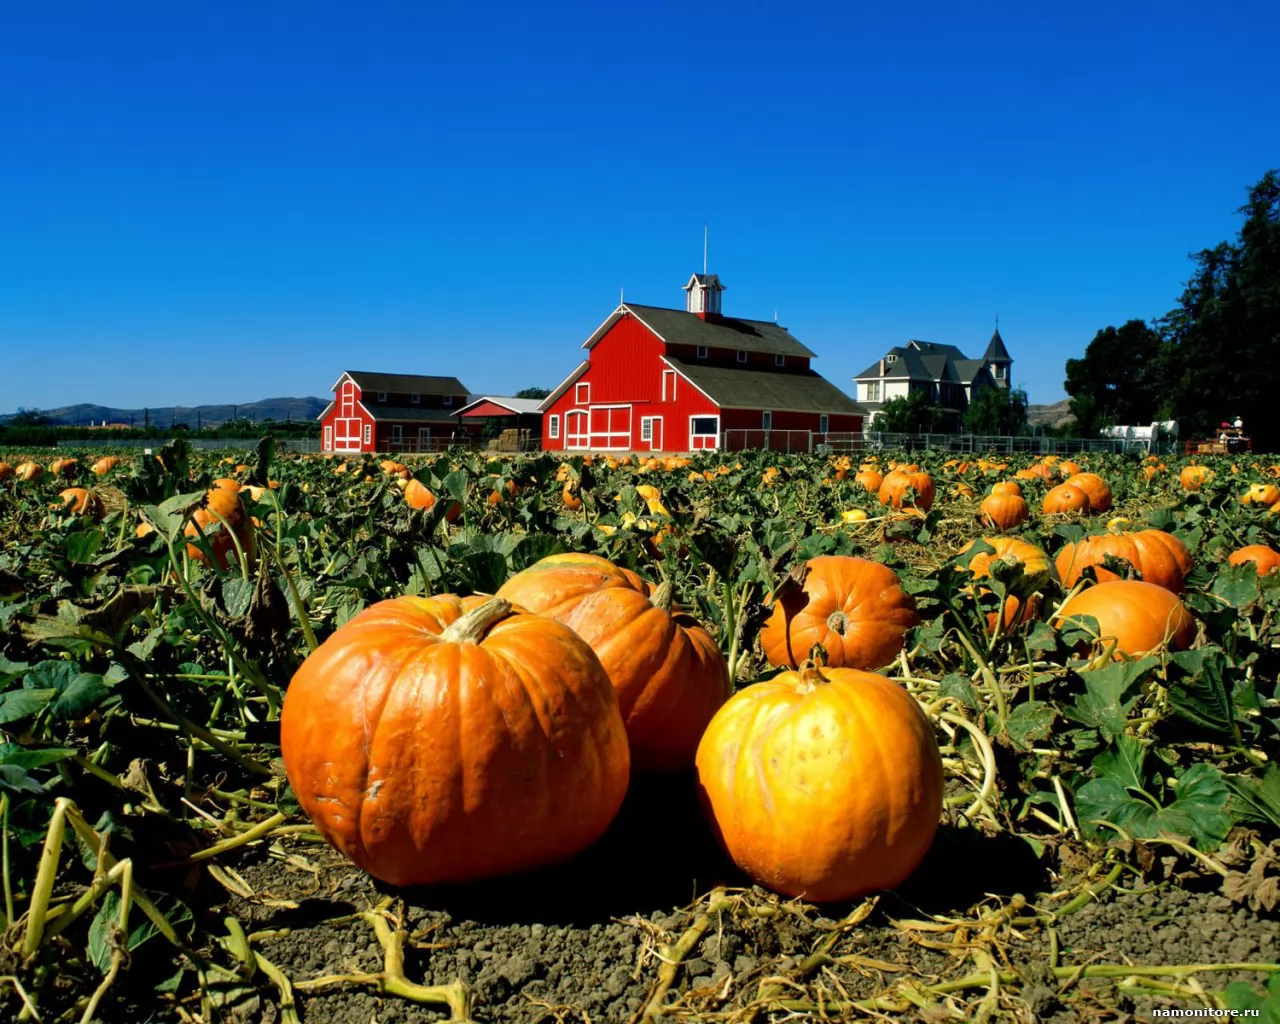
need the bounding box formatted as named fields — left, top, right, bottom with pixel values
left=495, top=553, right=730, bottom=772
left=1064, top=473, right=1113, bottom=512
left=854, top=468, right=883, bottom=493
left=403, top=478, right=461, bottom=521
left=1055, top=529, right=1193, bottom=593
left=1058, top=460, right=1083, bottom=478
left=1054, top=581, right=1195, bottom=658
left=49, top=458, right=78, bottom=478
left=1180, top=465, right=1214, bottom=490
left=1241, top=483, right=1280, bottom=507
left=695, top=661, right=943, bottom=902
left=91, top=456, right=124, bottom=476
left=1015, top=464, right=1054, bottom=482
left=877, top=468, right=935, bottom=511
left=1228, top=545, right=1280, bottom=575
left=184, top=487, right=257, bottom=571
left=1042, top=483, right=1091, bottom=514
left=56, top=488, right=102, bottom=517
left=760, top=555, right=919, bottom=670
left=979, top=491, right=1029, bottom=531
left=281, top=595, right=630, bottom=886
left=991, top=480, right=1023, bottom=497
left=15, top=462, right=42, bottom=482
left=958, top=537, right=1054, bottom=631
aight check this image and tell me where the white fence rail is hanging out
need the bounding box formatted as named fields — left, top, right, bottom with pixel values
left=56, top=437, right=325, bottom=453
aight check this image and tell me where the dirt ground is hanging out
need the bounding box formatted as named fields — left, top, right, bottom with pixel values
left=168, top=775, right=1280, bottom=1024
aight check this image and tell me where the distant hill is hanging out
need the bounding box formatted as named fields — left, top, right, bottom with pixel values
left=0, top=396, right=329, bottom=429
left=1028, top=399, right=1073, bottom=430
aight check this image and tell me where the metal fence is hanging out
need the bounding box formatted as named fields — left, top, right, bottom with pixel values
left=820, top=432, right=1174, bottom=455
left=719, top=429, right=815, bottom=453
left=56, top=437, right=325, bottom=453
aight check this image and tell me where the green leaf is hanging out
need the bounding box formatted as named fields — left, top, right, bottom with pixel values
left=1066, top=657, right=1156, bottom=740
left=1212, top=561, right=1262, bottom=609
left=0, top=688, right=57, bottom=725
left=0, top=764, right=45, bottom=794
left=1219, top=971, right=1280, bottom=1021
left=442, top=470, right=469, bottom=506
left=938, top=673, right=979, bottom=712
left=64, top=529, right=106, bottom=565
left=0, top=743, right=77, bottom=770
left=1093, top=734, right=1148, bottom=791
left=1024, top=621, right=1059, bottom=654
left=220, top=577, right=254, bottom=618
left=89, top=891, right=194, bottom=973
left=1167, top=648, right=1236, bottom=739
left=1076, top=761, right=1231, bottom=849
left=1226, top=765, right=1280, bottom=829
left=50, top=673, right=110, bottom=720
left=1004, top=700, right=1055, bottom=751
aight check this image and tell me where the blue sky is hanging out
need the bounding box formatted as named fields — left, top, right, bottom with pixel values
left=1, top=1, right=1277, bottom=414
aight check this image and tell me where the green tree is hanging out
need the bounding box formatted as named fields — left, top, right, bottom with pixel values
left=515, top=387, right=551, bottom=399
left=1063, top=320, right=1166, bottom=435
left=963, top=386, right=1029, bottom=435
left=875, top=390, right=946, bottom=433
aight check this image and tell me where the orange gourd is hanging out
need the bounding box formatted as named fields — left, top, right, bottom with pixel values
left=991, top=480, right=1023, bottom=497
left=1180, top=465, right=1213, bottom=491
left=1054, top=581, right=1195, bottom=659
left=1058, top=460, right=1082, bottom=477
left=979, top=491, right=1029, bottom=531
left=281, top=595, right=630, bottom=886
left=1064, top=473, right=1112, bottom=512
left=184, top=487, right=257, bottom=571
left=695, top=661, right=943, bottom=902
left=760, top=555, right=919, bottom=670
left=877, top=467, right=935, bottom=511
left=15, top=462, right=42, bottom=482
left=1241, top=483, right=1280, bottom=507
left=496, top=553, right=730, bottom=772
left=55, top=488, right=102, bottom=517
left=91, top=456, right=124, bottom=476
left=854, top=468, right=883, bottom=493
left=403, top=479, right=461, bottom=521
left=1042, top=483, right=1091, bottom=514
left=958, top=537, right=1054, bottom=630
left=1055, top=529, right=1193, bottom=593
left=1227, top=545, right=1280, bottom=575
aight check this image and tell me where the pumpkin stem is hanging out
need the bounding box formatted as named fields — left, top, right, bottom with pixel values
left=825, top=609, right=849, bottom=635
left=795, top=658, right=830, bottom=694
left=439, top=597, right=512, bottom=644
left=650, top=579, right=674, bottom=612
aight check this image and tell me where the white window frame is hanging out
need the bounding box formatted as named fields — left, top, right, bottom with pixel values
left=575, top=382, right=590, bottom=405
left=689, top=413, right=720, bottom=450
left=377, top=391, right=387, bottom=402
left=641, top=417, right=653, bottom=442
left=696, top=345, right=708, bottom=359
left=410, top=393, right=421, bottom=404
left=885, top=354, right=897, bottom=364
left=418, top=426, right=430, bottom=448
left=323, top=425, right=333, bottom=450
left=642, top=415, right=662, bottom=450
left=548, top=414, right=560, bottom=439
left=774, top=354, right=785, bottom=367
left=443, top=395, right=453, bottom=405
left=392, top=424, right=403, bottom=444
left=363, top=424, right=372, bottom=445
left=762, top=410, right=773, bottom=432
left=736, top=350, right=748, bottom=363
left=565, top=409, right=589, bottom=449
left=662, top=369, right=676, bottom=402
left=994, top=364, right=1006, bottom=379
left=819, top=413, right=829, bottom=434
left=587, top=404, right=632, bottom=450
left=340, top=381, right=355, bottom=416
left=866, top=381, right=881, bottom=402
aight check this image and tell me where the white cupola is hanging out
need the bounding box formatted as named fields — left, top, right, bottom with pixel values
left=682, top=273, right=725, bottom=319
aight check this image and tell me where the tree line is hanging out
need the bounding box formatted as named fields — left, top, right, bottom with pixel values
left=1064, top=170, right=1280, bottom=449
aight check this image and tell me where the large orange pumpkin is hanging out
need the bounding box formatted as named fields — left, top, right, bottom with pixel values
left=991, top=480, right=1023, bottom=497
left=958, top=537, right=1054, bottom=630
left=695, top=661, right=943, bottom=902
left=760, top=556, right=918, bottom=670
left=877, top=468, right=935, bottom=511
left=1063, top=473, right=1112, bottom=512
left=1055, top=529, right=1193, bottom=593
left=184, top=487, right=257, bottom=571
left=1058, top=460, right=1082, bottom=478
left=979, top=491, right=1029, bottom=531
left=1054, top=581, right=1195, bottom=659
left=854, top=468, right=884, bottom=493
left=495, top=553, right=730, bottom=772
left=1042, top=483, right=1091, bottom=514
left=1180, top=465, right=1214, bottom=491
left=1241, top=483, right=1280, bottom=507
left=281, top=595, right=630, bottom=886
left=1228, top=545, right=1280, bottom=575
left=403, top=478, right=461, bottom=521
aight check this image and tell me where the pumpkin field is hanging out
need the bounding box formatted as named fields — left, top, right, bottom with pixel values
left=1, top=441, right=1279, bottom=1023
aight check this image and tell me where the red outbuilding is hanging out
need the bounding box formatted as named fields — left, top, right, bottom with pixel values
left=318, top=371, right=474, bottom=453
left=540, top=273, right=863, bottom=452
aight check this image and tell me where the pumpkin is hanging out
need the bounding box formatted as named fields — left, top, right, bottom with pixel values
left=840, top=508, right=869, bottom=524
left=15, top=461, right=42, bottom=482
left=695, top=660, right=943, bottom=902
left=91, top=456, right=123, bottom=476
left=1063, top=473, right=1112, bottom=512
left=877, top=468, right=935, bottom=511
left=562, top=484, right=583, bottom=510
left=1179, top=465, right=1213, bottom=490
left=760, top=556, right=918, bottom=670
left=1058, top=460, right=1082, bottom=478
left=854, top=468, right=883, bottom=493
left=495, top=553, right=730, bottom=772
left=184, top=486, right=257, bottom=571
left=56, top=488, right=102, bottom=517
left=1227, top=545, right=1280, bottom=575
left=0, top=462, right=13, bottom=481
left=403, top=479, right=461, bottom=521
left=1054, top=581, right=1195, bottom=659
left=951, top=482, right=976, bottom=498
left=1042, top=483, right=1091, bottom=514
left=979, top=491, right=1029, bottom=531
left=958, top=537, right=1054, bottom=630
left=991, top=480, right=1023, bottom=497
left=49, top=458, right=78, bottom=477
left=1015, top=464, right=1053, bottom=482
left=1241, top=483, right=1280, bottom=507
left=1055, top=529, right=1193, bottom=593
left=281, top=595, right=630, bottom=886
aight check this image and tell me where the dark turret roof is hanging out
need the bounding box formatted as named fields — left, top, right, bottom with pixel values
left=983, top=328, right=1012, bottom=363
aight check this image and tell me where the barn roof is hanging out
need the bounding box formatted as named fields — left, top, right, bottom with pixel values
left=457, top=396, right=544, bottom=416
left=537, top=361, right=590, bottom=412
left=334, top=371, right=471, bottom=395
left=584, top=304, right=816, bottom=358
left=360, top=403, right=462, bottom=424
left=666, top=357, right=864, bottom=415
left=316, top=401, right=335, bottom=421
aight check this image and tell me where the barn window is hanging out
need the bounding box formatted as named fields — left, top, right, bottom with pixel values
left=548, top=414, right=560, bottom=439
left=443, top=395, right=453, bottom=405
left=762, top=411, right=773, bottom=432
left=819, top=414, right=829, bottom=434
left=736, top=350, right=748, bottom=363
left=691, top=416, right=718, bottom=436
left=696, top=345, right=708, bottom=359
left=866, top=381, right=881, bottom=402
left=323, top=425, right=333, bottom=450
left=774, top=354, right=785, bottom=367
left=363, top=424, right=372, bottom=444
left=662, top=370, right=676, bottom=402
left=377, top=392, right=387, bottom=402
left=641, top=418, right=653, bottom=442
left=575, top=382, right=590, bottom=405
left=392, top=425, right=403, bottom=443
left=411, top=393, right=421, bottom=404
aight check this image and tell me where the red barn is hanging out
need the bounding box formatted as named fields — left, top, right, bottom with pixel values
left=540, top=273, right=863, bottom=452
left=318, top=371, right=473, bottom=453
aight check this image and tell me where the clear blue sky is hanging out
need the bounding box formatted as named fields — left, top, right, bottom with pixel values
left=2, top=1, right=1276, bottom=414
